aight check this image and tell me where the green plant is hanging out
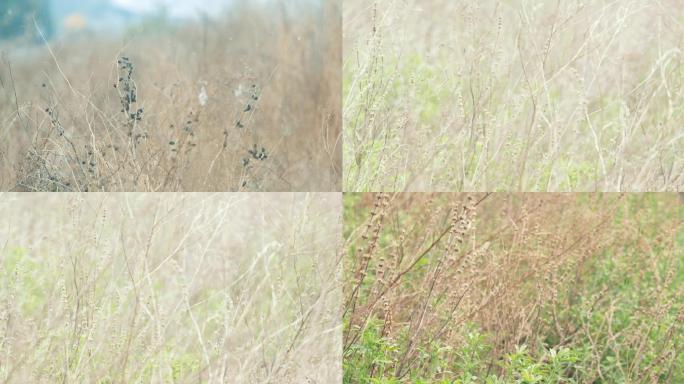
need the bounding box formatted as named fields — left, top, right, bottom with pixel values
left=343, top=193, right=684, bottom=383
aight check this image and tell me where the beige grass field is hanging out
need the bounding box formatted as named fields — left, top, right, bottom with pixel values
left=0, top=1, right=341, bottom=192
left=0, top=193, right=342, bottom=383
left=344, top=0, right=684, bottom=192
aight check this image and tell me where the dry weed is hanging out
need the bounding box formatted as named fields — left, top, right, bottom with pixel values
left=344, top=0, right=684, bottom=191
left=0, top=1, right=341, bottom=191
left=343, top=193, right=684, bottom=382
left=0, top=192, right=342, bottom=383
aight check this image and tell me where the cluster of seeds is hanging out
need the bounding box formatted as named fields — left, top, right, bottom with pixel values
left=115, top=57, right=138, bottom=114
left=115, top=56, right=145, bottom=142
left=234, top=84, right=259, bottom=129
left=247, top=144, right=268, bottom=161
left=358, top=193, right=390, bottom=281
left=44, top=106, right=64, bottom=137
left=446, top=195, right=477, bottom=264
left=168, top=112, right=199, bottom=158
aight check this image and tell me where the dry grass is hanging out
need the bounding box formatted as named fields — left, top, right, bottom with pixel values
left=344, top=0, right=684, bottom=191
left=0, top=193, right=342, bottom=383
left=343, top=193, right=684, bottom=382
left=0, top=1, right=341, bottom=192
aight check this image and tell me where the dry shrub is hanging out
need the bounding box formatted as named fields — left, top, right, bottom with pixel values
left=0, top=193, right=342, bottom=383
left=344, top=0, right=684, bottom=191
left=0, top=1, right=341, bottom=191
left=343, top=193, right=684, bottom=382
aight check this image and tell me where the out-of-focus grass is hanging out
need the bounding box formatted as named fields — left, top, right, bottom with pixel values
left=0, top=1, right=341, bottom=192
left=344, top=0, right=684, bottom=192
left=0, top=193, right=342, bottom=383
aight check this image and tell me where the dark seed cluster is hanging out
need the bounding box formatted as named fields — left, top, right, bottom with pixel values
left=44, top=106, right=64, bottom=137
left=234, top=84, right=260, bottom=129
left=247, top=144, right=268, bottom=162
left=117, top=57, right=136, bottom=111
left=116, top=56, right=147, bottom=145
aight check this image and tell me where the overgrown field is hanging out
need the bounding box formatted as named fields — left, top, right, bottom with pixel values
left=0, top=1, right=341, bottom=192
left=343, top=193, right=684, bottom=382
left=344, top=0, right=684, bottom=191
left=0, top=193, right=341, bottom=383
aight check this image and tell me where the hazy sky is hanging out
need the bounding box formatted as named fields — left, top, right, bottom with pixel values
left=109, top=0, right=321, bottom=17
left=44, top=0, right=322, bottom=35
left=110, top=0, right=230, bottom=18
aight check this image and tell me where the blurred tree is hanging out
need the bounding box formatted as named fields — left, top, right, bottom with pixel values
left=0, top=0, right=53, bottom=40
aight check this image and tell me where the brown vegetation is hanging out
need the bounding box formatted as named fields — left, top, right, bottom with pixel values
left=344, top=193, right=684, bottom=382
left=0, top=2, right=341, bottom=191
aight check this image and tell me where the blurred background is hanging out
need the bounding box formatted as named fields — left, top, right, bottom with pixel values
left=0, top=0, right=341, bottom=192
left=0, top=0, right=323, bottom=41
